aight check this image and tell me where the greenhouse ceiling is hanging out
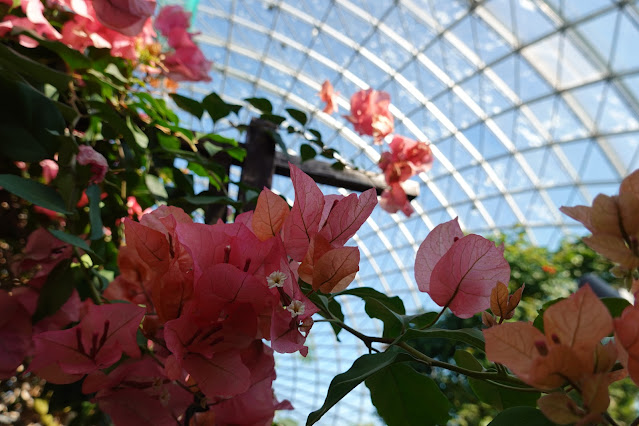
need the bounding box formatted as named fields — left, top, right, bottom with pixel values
left=172, top=0, right=639, bottom=423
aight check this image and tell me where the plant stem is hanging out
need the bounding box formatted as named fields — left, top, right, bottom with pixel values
left=74, top=247, right=103, bottom=305
left=420, top=304, right=448, bottom=329
left=397, top=341, right=529, bottom=387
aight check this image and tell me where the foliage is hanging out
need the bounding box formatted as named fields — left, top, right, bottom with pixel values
left=2, top=2, right=639, bottom=426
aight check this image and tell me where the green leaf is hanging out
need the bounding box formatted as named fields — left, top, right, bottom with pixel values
left=184, top=195, right=236, bottom=206
left=0, top=78, right=65, bottom=162
left=170, top=93, right=204, bottom=119
left=145, top=174, right=168, bottom=200
left=202, top=141, right=223, bottom=156
left=260, top=113, right=286, bottom=125
left=306, top=349, right=417, bottom=425
left=300, top=144, right=316, bottom=162
left=202, top=92, right=241, bottom=122
left=86, top=184, right=104, bottom=240
left=23, top=33, right=92, bottom=69
left=126, top=116, right=148, bottom=148
left=601, top=297, right=632, bottom=318
left=48, top=229, right=101, bottom=260
left=104, top=63, right=129, bottom=84
left=331, top=161, right=345, bottom=171
left=286, top=108, right=308, bottom=126
left=157, top=133, right=180, bottom=150
left=302, top=282, right=344, bottom=339
left=488, top=407, right=554, bottom=426
left=245, top=97, right=273, bottom=113
left=0, top=43, right=71, bottom=90
left=32, top=259, right=75, bottom=323
left=338, top=288, right=406, bottom=338
left=454, top=350, right=539, bottom=410
left=308, top=129, right=322, bottom=142
left=401, top=312, right=438, bottom=329
left=366, top=363, right=450, bottom=426
left=0, top=175, right=70, bottom=214
left=400, top=327, right=486, bottom=352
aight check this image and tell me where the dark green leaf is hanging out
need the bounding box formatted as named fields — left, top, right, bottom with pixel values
left=320, top=148, right=338, bottom=159
left=331, top=161, right=345, bottom=171
left=202, top=92, right=241, bottom=122
left=286, top=108, right=308, bottom=126
left=338, top=288, right=406, bottom=338
left=306, top=349, right=417, bottom=425
left=366, top=363, right=450, bottom=426
left=86, top=184, right=104, bottom=240
left=0, top=78, right=65, bottom=162
left=308, top=129, right=322, bottom=141
left=400, top=327, right=485, bottom=352
left=32, top=259, right=74, bottom=323
left=401, top=312, right=438, bottom=329
left=48, top=229, right=101, bottom=260
left=205, top=134, right=238, bottom=146
left=601, top=297, right=632, bottom=318
left=23, top=33, right=91, bottom=69
left=0, top=175, right=70, bottom=214
left=245, top=97, right=273, bottom=113
left=184, top=195, right=237, bottom=206
left=301, top=282, right=344, bottom=339
left=488, top=407, right=554, bottom=426
left=170, top=93, right=204, bottom=119
left=454, top=350, right=539, bottom=410
left=260, top=113, right=286, bottom=125
left=300, top=144, right=316, bottom=162
left=145, top=174, right=168, bottom=199
left=172, top=169, right=195, bottom=196
left=0, top=43, right=71, bottom=90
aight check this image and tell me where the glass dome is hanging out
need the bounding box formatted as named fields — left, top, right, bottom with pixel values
left=172, top=0, right=639, bottom=423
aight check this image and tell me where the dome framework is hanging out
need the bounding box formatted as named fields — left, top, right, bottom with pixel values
left=172, top=0, right=639, bottom=423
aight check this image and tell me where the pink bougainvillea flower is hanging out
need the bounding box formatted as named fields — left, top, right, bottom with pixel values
left=414, top=218, right=464, bottom=293
left=164, top=39, right=212, bottom=82
left=12, top=228, right=72, bottom=288
left=39, top=159, right=59, bottom=184
left=85, top=357, right=192, bottom=426
left=379, top=135, right=433, bottom=184
left=30, top=303, right=145, bottom=383
left=560, top=169, right=639, bottom=269
left=484, top=285, right=617, bottom=390
left=0, top=290, right=32, bottom=379
left=0, top=0, right=62, bottom=47
left=252, top=187, right=290, bottom=241
left=319, top=80, right=338, bottom=114
left=380, top=183, right=414, bottom=217
left=92, top=0, right=156, bottom=36
left=77, top=145, right=108, bottom=183
left=614, top=303, right=639, bottom=385
left=414, top=217, right=510, bottom=318
left=154, top=4, right=190, bottom=36
left=210, top=341, right=293, bottom=425
left=344, top=89, right=394, bottom=144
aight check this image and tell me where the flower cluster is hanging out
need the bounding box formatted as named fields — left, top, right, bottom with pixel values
left=319, top=81, right=433, bottom=216
left=0, top=0, right=210, bottom=83
left=154, top=5, right=211, bottom=82
left=2, top=164, right=375, bottom=425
